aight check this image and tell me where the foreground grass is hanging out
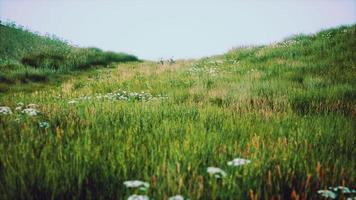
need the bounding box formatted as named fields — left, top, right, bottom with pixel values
left=0, top=25, right=355, bottom=199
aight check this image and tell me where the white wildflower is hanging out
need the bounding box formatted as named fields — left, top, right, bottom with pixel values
left=227, top=158, right=251, bottom=167
left=328, top=186, right=354, bottom=194
left=317, top=190, right=336, bottom=199
left=207, top=167, right=227, bottom=178
left=72, top=90, right=164, bottom=102
left=15, top=106, right=23, bottom=111
left=68, top=100, right=78, bottom=104
left=123, top=180, right=149, bottom=189
left=39, top=121, right=50, bottom=128
left=0, top=106, right=12, bottom=115
left=127, top=195, right=149, bottom=200
left=169, top=195, right=184, bottom=200
left=21, top=108, right=40, bottom=116
left=17, top=102, right=24, bottom=107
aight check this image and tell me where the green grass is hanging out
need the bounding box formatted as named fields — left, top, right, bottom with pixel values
left=0, top=21, right=138, bottom=92
left=0, top=24, right=355, bottom=199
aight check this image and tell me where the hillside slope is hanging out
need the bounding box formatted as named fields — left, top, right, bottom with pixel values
left=0, top=23, right=70, bottom=62
left=0, top=22, right=138, bottom=91
left=0, top=25, right=355, bottom=199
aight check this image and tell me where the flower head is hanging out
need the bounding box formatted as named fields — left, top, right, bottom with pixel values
left=207, top=167, right=227, bottom=178
left=21, top=108, right=40, bottom=116
left=68, top=100, right=78, bottom=104
left=15, top=106, right=23, bottom=111
left=123, top=180, right=149, bottom=190
left=317, top=190, right=336, bottom=199
left=168, top=195, right=184, bottom=200
left=328, top=186, right=355, bottom=194
left=39, top=121, right=50, bottom=128
left=0, top=106, right=12, bottom=115
left=127, top=195, right=149, bottom=200
left=227, top=158, right=251, bottom=167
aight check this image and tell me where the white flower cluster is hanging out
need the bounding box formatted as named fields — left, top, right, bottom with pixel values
left=21, top=108, right=40, bottom=116
left=271, top=40, right=298, bottom=48
left=207, top=158, right=251, bottom=179
left=98, top=91, right=154, bottom=101
left=123, top=180, right=149, bottom=190
left=39, top=121, right=50, bottom=128
left=127, top=195, right=149, bottom=200
left=124, top=180, right=150, bottom=200
left=188, top=65, right=219, bottom=76
left=317, top=190, right=336, bottom=199
left=317, top=186, right=356, bottom=199
left=207, top=67, right=218, bottom=75
left=70, top=90, right=167, bottom=103
left=0, top=106, right=12, bottom=115
left=168, top=195, right=185, bottom=200
left=227, top=158, right=251, bottom=166
left=207, top=167, right=227, bottom=178
left=1, top=103, right=41, bottom=116
left=123, top=180, right=186, bottom=200
left=68, top=100, right=78, bottom=104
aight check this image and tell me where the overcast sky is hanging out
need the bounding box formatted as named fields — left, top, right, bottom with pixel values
left=1, top=0, right=355, bottom=60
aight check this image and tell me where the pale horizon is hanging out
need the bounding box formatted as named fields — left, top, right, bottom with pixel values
left=1, top=0, right=355, bottom=60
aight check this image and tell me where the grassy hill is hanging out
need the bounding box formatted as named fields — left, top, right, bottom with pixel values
left=0, top=24, right=355, bottom=199
left=0, top=21, right=138, bottom=91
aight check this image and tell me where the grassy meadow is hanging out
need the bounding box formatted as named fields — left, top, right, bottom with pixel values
left=0, top=21, right=138, bottom=93
left=0, top=23, right=355, bottom=199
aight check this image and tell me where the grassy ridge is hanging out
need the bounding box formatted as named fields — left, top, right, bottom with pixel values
left=0, top=22, right=138, bottom=92
left=0, top=22, right=70, bottom=61
left=0, top=25, right=355, bottom=199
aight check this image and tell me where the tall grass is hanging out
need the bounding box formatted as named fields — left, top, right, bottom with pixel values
left=0, top=25, right=355, bottom=199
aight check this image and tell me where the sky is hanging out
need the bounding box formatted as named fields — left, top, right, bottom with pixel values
left=1, top=0, right=355, bottom=60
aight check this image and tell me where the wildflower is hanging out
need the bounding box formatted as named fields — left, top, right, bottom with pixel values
left=168, top=195, right=184, bottom=200
left=317, top=190, right=336, bottom=199
left=0, top=106, right=12, bottom=115
left=127, top=194, right=149, bottom=200
left=21, top=108, right=40, bottom=116
left=207, top=167, right=227, bottom=178
left=208, top=68, right=218, bottom=75
left=15, top=106, right=23, bottom=111
left=39, top=121, right=50, bottom=128
left=17, top=102, right=24, bottom=107
left=68, top=100, right=78, bottom=104
left=123, top=180, right=149, bottom=190
left=227, top=158, right=251, bottom=166
left=328, top=186, right=355, bottom=194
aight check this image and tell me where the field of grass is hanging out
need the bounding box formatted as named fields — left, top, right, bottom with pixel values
left=0, top=24, right=355, bottom=199
left=0, top=21, right=138, bottom=93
